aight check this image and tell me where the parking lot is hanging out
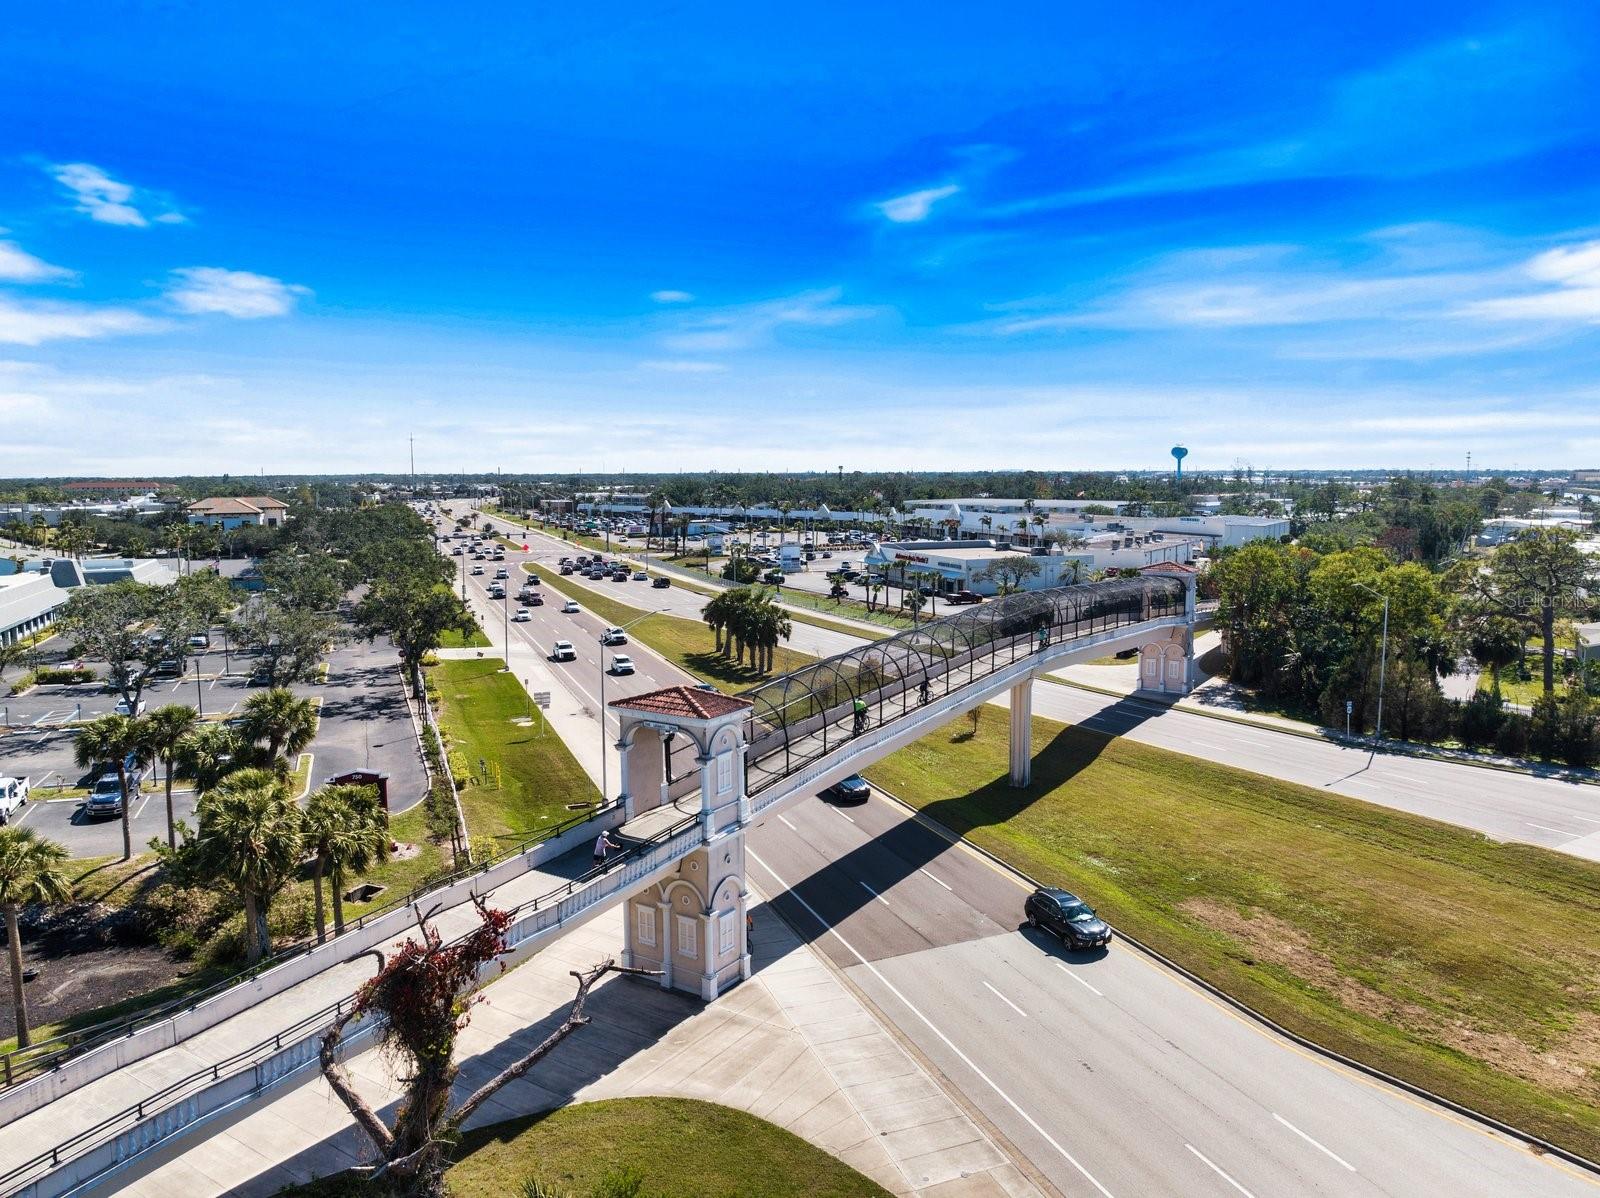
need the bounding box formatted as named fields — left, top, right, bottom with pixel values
left=0, top=624, right=428, bottom=855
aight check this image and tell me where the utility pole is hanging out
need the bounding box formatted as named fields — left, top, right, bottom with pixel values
left=1353, top=581, right=1390, bottom=745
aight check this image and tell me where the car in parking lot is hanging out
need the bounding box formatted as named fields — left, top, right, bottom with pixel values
left=948, top=590, right=984, bottom=605
left=114, top=697, right=147, bottom=716
left=85, top=763, right=144, bottom=819
left=512, top=609, right=532, bottom=622
left=762, top=569, right=785, bottom=584
left=600, top=627, right=627, bottom=645
left=248, top=662, right=274, bottom=686
left=1024, top=887, right=1112, bottom=949
left=822, top=775, right=870, bottom=805
left=561, top=600, right=580, bottom=614
left=187, top=634, right=211, bottom=650
left=608, top=654, right=635, bottom=675
left=651, top=576, right=671, bottom=589
left=549, top=640, right=577, bottom=661
left=152, top=657, right=183, bottom=678
left=0, top=777, right=29, bottom=826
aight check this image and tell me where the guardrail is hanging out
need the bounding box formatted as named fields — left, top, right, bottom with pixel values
left=1, top=812, right=703, bottom=1198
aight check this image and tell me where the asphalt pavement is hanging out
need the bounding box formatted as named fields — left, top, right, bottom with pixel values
left=748, top=789, right=1598, bottom=1198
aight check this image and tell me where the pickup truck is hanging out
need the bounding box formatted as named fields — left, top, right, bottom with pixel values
left=0, top=777, right=28, bottom=826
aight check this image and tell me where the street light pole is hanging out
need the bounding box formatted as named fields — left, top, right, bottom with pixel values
left=1354, top=581, right=1390, bottom=744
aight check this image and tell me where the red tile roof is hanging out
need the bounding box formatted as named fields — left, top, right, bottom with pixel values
left=1138, top=561, right=1199, bottom=575
left=610, top=685, right=752, bottom=720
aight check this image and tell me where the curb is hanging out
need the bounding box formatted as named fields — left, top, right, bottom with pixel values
left=870, top=783, right=1600, bottom=1181
left=1051, top=676, right=1600, bottom=789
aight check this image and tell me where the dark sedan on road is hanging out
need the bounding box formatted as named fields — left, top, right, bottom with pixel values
left=821, top=775, right=870, bottom=805
left=1024, top=887, right=1112, bottom=949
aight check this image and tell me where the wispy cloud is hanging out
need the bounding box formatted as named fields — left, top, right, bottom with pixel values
left=0, top=241, right=75, bottom=283
left=165, top=268, right=309, bottom=318
left=874, top=184, right=960, bottom=223
left=650, top=289, right=694, bottom=303
left=660, top=286, right=881, bottom=353
left=1455, top=241, right=1600, bottom=323
left=996, top=27, right=1581, bottom=215
left=48, top=162, right=186, bottom=227
left=0, top=296, right=166, bottom=345
left=640, top=359, right=727, bottom=373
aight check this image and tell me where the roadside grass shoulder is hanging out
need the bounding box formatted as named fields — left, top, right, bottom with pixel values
left=521, top=563, right=813, bottom=686
left=639, top=567, right=887, bottom=642
left=425, top=657, right=599, bottom=847
left=438, top=623, right=491, bottom=649
left=865, top=705, right=1600, bottom=1162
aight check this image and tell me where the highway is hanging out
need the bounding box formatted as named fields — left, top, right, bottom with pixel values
left=444, top=506, right=1600, bottom=1197
left=465, top=510, right=1600, bottom=863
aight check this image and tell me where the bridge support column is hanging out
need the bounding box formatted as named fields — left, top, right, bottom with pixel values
left=1008, top=680, right=1032, bottom=788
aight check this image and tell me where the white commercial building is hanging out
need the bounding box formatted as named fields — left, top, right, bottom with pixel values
left=0, top=556, right=180, bottom=646
left=0, top=573, right=70, bottom=647
left=864, top=541, right=1089, bottom=596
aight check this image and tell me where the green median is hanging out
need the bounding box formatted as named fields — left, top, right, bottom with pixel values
left=866, top=705, right=1600, bottom=1163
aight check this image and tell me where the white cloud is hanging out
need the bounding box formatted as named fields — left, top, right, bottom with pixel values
left=0, top=241, right=75, bottom=283
left=650, top=289, right=694, bottom=303
left=874, top=184, right=960, bottom=223
left=1456, top=240, right=1600, bottom=322
left=165, top=267, right=310, bottom=318
left=0, top=296, right=166, bottom=345
left=640, top=359, right=727, bottom=373
left=660, top=286, right=881, bottom=353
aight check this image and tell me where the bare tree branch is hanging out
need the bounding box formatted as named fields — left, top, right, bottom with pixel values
left=319, top=999, right=395, bottom=1155
left=445, top=957, right=660, bottom=1134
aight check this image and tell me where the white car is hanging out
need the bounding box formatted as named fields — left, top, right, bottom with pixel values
left=550, top=640, right=577, bottom=662
left=512, top=609, right=532, bottom=622
left=609, top=654, right=635, bottom=675
left=114, top=698, right=147, bottom=716
left=600, top=628, right=628, bottom=645
left=562, top=600, right=581, bottom=614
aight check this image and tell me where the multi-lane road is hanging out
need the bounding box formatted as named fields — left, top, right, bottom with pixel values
left=443, top=507, right=1600, bottom=1197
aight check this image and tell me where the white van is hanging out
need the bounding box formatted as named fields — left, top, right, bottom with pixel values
left=0, top=777, right=28, bottom=825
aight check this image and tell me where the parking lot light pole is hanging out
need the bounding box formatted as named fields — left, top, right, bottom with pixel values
left=1352, top=580, right=1389, bottom=744
left=597, top=609, right=669, bottom=806
left=194, top=656, right=205, bottom=717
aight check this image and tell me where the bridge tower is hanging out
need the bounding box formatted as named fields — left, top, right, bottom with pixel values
left=1133, top=564, right=1199, bottom=697
left=611, top=687, right=754, bottom=1000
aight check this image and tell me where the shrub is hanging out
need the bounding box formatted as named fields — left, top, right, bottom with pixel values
left=1493, top=712, right=1530, bottom=758
left=1455, top=692, right=1504, bottom=751
left=36, top=665, right=97, bottom=685
left=8, top=670, right=37, bottom=695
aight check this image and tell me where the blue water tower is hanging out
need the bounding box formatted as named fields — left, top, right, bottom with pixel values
left=1171, top=445, right=1188, bottom=479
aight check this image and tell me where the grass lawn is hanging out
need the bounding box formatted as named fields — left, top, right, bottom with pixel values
left=426, top=657, right=600, bottom=847
left=290, top=1097, right=892, bottom=1198
left=866, top=705, right=1600, bottom=1161
left=1478, top=654, right=1563, bottom=708
left=439, top=623, right=492, bottom=649
left=643, top=568, right=889, bottom=642
left=522, top=564, right=814, bottom=686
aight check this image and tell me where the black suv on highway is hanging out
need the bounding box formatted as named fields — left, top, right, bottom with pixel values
left=1024, top=887, right=1112, bottom=949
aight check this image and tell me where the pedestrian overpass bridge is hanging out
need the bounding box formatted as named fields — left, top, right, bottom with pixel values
left=0, top=574, right=1193, bottom=1198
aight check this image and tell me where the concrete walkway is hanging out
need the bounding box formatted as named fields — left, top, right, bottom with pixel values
left=110, top=899, right=1041, bottom=1198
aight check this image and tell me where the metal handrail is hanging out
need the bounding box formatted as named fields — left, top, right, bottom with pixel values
left=0, top=800, right=613, bottom=1089
left=0, top=810, right=700, bottom=1193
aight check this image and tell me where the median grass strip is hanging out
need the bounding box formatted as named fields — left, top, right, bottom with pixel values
left=292, top=1097, right=893, bottom=1198
left=439, top=623, right=492, bottom=649
left=522, top=562, right=815, bottom=686
left=425, top=656, right=600, bottom=847
left=865, top=705, right=1600, bottom=1162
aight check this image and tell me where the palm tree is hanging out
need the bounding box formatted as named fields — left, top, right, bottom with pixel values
left=1032, top=513, right=1048, bottom=543
left=303, top=784, right=390, bottom=942
left=73, top=714, right=152, bottom=861
left=0, top=827, right=71, bottom=1049
left=978, top=515, right=993, bottom=539
left=142, top=704, right=200, bottom=850
left=190, top=768, right=302, bottom=964
left=240, top=687, right=318, bottom=770
left=175, top=722, right=246, bottom=795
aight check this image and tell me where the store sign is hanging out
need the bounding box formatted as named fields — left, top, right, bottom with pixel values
left=892, top=552, right=930, bottom=564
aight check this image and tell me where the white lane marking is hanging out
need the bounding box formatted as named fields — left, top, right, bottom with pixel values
left=777, top=814, right=797, bottom=832
left=133, top=793, right=152, bottom=819
left=8, top=803, right=35, bottom=826
left=860, top=880, right=889, bottom=907
left=1272, top=1113, right=1357, bottom=1172
left=1526, top=822, right=1574, bottom=836
left=918, top=866, right=952, bottom=891
left=747, top=849, right=1113, bottom=1198
left=1571, top=815, right=1600, bottom=825
left=982, top=980, right=1027, bottom=1017
left=835, top=809, right=856, bottom=824
left=1185, top=1144, right=1257, bottom=1197
left=1054, top=961, right=1104, bottom=997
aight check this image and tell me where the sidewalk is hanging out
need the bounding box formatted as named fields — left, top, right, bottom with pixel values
left=112, top=899, right=1041, bottom=1198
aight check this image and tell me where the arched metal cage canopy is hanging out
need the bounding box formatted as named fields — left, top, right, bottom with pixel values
left=737, top=574, right=1187, bottom=793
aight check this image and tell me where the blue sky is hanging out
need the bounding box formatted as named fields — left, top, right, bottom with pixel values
left=3, top=1, right=1598, bottom=475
